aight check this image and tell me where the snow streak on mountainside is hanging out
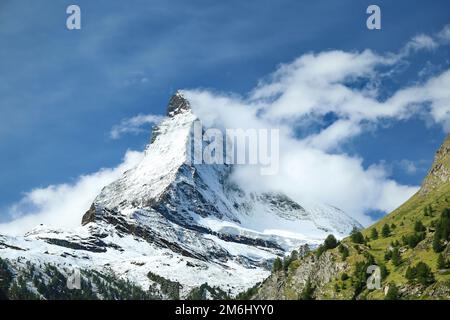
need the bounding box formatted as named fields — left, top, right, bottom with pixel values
left=0, top=92, right=362, bottom=298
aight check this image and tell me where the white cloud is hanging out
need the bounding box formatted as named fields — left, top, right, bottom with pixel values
left=248, top=50, right=450, bottom=134
left=398, top=25, right=450, bottom=57
left=110, top=114, right=163, bottom=139
left=422, top=70, right=450, bottom=131
left=184, top=30, right=450, bottom=225
left=302, top=119, right=363, bottom=151
left=437, top=24, right=450, bottom=43
left=403, top=34, right=438, bottom=54
left=0, top=150, right=144, bottom=235
left=398, top=159, right=418, bottom=175
left=186, top=88, right=419, bottom=225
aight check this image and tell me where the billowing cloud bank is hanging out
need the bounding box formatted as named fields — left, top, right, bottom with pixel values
left=183, top=26, right=450, bottom=225
left=0, top=151, right=143, bottom=235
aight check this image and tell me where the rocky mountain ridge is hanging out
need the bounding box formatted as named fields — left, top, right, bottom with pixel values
left=420, top=135, right=450, bottom=194
left=0, top=92, right=362, bottom=300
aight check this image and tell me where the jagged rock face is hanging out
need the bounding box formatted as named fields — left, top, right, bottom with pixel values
left=420, top=135, right=450, bottom=194
left=167, top=91, right=191, bottom=116
left=254, top=250, right=347, bottom=300
left=1, top=91, right=362, bottom=298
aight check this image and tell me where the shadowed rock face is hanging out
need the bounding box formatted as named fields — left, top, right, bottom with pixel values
left=167, top=91, right=191, bottom=117
left=420, top=135, right=450, bottom=194
left=81, top=204, right=97, bottom=226
left=254, top=250, right=347, bottom=300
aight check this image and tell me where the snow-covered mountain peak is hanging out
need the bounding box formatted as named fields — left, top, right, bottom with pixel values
left=166, top=90, right=191, bottom=117
left=85, top=91, right=362, bottom=254
left=93, top=93, right=197, bottom=211
left=0, top=92, right=362, bottom=298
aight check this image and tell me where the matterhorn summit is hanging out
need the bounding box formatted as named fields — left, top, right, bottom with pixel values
left=0, top=92, right=361, bottom=299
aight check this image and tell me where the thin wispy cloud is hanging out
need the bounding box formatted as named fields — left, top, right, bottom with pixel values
left=396, top=24, right=449, bottom=58
left=403, top=34, right=438, bottom=53
left=437, top=24, right=450, bottom=43
left=110, top=114, right=164, bottom=139
left=396, top=159, right=427, bottom=176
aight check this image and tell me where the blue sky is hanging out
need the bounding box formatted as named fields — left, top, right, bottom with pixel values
left=0, top=0, right=449, bottom=224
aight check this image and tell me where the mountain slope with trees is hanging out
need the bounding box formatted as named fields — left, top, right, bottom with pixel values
left=249, top=135, right=450, bottom=300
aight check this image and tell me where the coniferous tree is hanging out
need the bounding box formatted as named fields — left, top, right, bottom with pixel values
left=283, top=256, right=292, bottom=271
left=272, top=257, right=282, bottom=272
left=316, top=235, right=339, bottom=258
left=290, top=250, right=299, bottom=261
left=351, top=229, right=365, bottom=244
left=324, top=234, right=338, bottom=250
left=415, top=262, right=435, bottom=285
left=433, top=229, right=444, bottom=253
left=438, top=208, right=450, bottom=240
left=370, top=228, right=379, bottom=240
left=316, top=244, right=325, bottom=258
left=381, top=224, right=391, bottom=238
left=405, top=266, right=415, bottom=281
left=405, top=262, right=435, bottom=285
left=384, top=284, right=399, bottom=300
left=437, top=253, right=446, bottom=270
left=428, top=204, right=434, bottom=217
left=403, top=232, right=425, bottom=249
left=414, top=220, right=426, bottom=232
left=352, top=260, right=371, bottom=296
left=299, top=279, right=315, bottom=300
left=380, top=264, right=389, bottom=280
left=391, top=247, right=401, bottom=266
left=363, top=252, right=375, bottom=265
left=338, top=244, right=349, bottom=261
left=384, top=249, right=392, bottom=261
